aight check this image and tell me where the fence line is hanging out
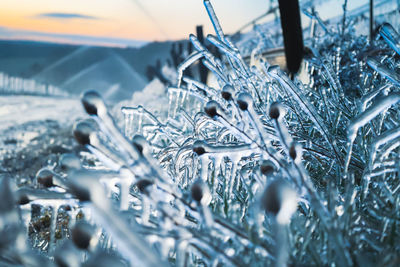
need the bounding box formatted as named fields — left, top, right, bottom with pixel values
left=0, top=72, right=68, bottom=97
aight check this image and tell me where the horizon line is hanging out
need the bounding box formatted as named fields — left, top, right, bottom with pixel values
left=0, top=26, right=178, bottom=48
left=0, top=36, right=151, bottom=49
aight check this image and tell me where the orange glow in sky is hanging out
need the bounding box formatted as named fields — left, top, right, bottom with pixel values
left=0, top=0, right=271, bottom=46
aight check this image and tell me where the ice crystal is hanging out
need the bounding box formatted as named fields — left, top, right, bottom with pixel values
left=2, top=1, right=400, bottom=266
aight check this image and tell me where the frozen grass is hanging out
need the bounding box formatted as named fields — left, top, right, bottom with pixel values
left=1, top=1, right=400, bottom=266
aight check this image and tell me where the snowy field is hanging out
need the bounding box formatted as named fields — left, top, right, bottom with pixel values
left=0, top=95, right=84, bottom=181
left=0, top=95, right=84, bottom=131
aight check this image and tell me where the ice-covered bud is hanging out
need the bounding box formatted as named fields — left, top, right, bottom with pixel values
left=289, top=143, right=302, bottom=163
left=260, top=160, right=276, bottom=176
left=236, top=92, right=253, bottom=111
left=17, top=192, right=30, bottom=205
left=72, top=221, right=97, bottom=250
left=81, top=90, right=107, bottom=117
left=132, top=135, right=148, bottom=156
left=135, top=179, right=154, bottom=195
left=191, top=180, right=211, bottom=205
left=191, top=184, right=203, bottom=203
left=379, top=23, right=400, bottom=56
left=269, top=102, right=285, bottom=120
left=204, top=100, right=219, bottom=118
left=59, top=154, right=81, bottom=172
left=221, top=84, right=234, bottom=101
left=73, top=121, right=95, bottom=146
left=36, top=168, right=68, bottom=189
left=193, top=140, right=207, bottom=156
left=261, top=179, right=298, bottom=224
left=36, top=168, right=54, bottom=187
left=64, top=205, right=72, bottom=211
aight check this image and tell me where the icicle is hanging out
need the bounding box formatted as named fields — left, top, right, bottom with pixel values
left=168, top=88, right=179, bottom=119
left=118, top=168, right=134, bottom=211
left=349, top=93, right=400, bottom=139
left=49, top=203, right=60, bottom=253
left=177, top=51, right=205, bottom=87
left=182, top=76, right=220, bottom=98
left=189, top=34, right=223, bottom=71
left=123, top=106, right=180, bottom=145
left=132, top=135, right=179, bottom=196
left=368, top=126, right=400, bottom=170
left=68, top=206, right=79, bottom=230
left=207, top=34, right=249, bottom=77
left=191, top=180, right=214, bottom=228
left=203, top=100, right=253, bottom=143
left=269, top=102, right=292, bottom=155
left=261, top=179, right=297, bottom=267
left=207, top=34, right=239, bottom=59
left=360, top=84, right=391, bottom=112
left=377, top=139, right=400, bottom=163
left=202, top=59, right=229, bottom=84
left=268, top=67, right=340, bottom=161
left=67, top=171, right=166, bottom=267
left=379, top=23, right=400, bottom=56
left=227, top=159, right=238, bottom=202
left=345, top=93, right=400, bottom=176
left=81, top=91, right=141, bottom=162
left=73, top=120, right=127, bottom=171
left=198, top=156, right=209, bottom=183
left=304, top=47, right=343, bottom=103
left=236, top=92, right=278, bottom=145
left=122, top=109, right=132, bottom=138
left=203, top=0, right=226, bottom=43
left=367, top=57, right=400, bottom=87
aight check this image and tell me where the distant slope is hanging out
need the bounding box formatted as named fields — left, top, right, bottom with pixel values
left=116, top=41, right=175, bottom=77
left=0, top=39, right=180, bottom=102
left=33, top=46, right=113, bottom=86
left=0, top=40, right=77, bottom=78
left=0, top=39, right=176, bottom=81
left=62, top=52, right=146, bottom=103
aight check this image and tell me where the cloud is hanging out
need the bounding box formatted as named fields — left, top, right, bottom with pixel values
left=35, top=13, right=100, bottom=20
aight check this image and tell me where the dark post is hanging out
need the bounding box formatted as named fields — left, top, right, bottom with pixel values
left=370, top=0, right=374, bottom=41
left=196, top=25, right=204, bottom=44
left=277, top=0, right=304, bottom=76
left=196, top=25, right=208, bottom=84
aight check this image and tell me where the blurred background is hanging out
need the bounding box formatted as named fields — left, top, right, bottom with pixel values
left=1, top=0, right=396, bottom=103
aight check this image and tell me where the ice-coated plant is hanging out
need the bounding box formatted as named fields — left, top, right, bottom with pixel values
left=2, top=0, right=400, bottom=266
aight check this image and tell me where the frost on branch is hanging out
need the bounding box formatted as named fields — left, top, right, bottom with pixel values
left=2, top=1, right=400, bottom=266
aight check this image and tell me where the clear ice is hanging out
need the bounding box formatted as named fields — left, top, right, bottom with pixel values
left=2, top=1, right=400, bottom=267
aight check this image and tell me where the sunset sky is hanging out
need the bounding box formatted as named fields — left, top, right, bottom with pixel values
left=0, top=0, right=367, bottom=47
